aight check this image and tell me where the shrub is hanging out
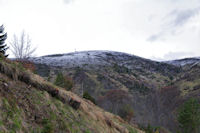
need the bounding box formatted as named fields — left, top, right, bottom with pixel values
left=118, top=104, right=134, bottom=122
left=15, top=60, right=36, bottom=72
left=128, top=127, right=138, bottom=133
left=83, top=92, right=96, bottom=104
left=138, top=124, right=160, bottom=133
left=18, top=72, right=31, bottom=84
left=41, top=119, right=54, bottom=133
left=0, top=60, right=19, bottom=80
left=0, top=53, right=6, bottom=61
left=113, top=64, right=130, bottom=73
left=177, top=98, right=200, bottom=133
left=54, top=73, right=73, bottom=91
left=146, top=124, right=154, bottom=133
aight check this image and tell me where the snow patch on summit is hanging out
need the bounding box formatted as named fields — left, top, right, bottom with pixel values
left=165, top=57, right=200, bottom=66
left=29, top=50, right=139, bottom=68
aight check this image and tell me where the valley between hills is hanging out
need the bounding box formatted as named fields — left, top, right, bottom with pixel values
left=29, top=50, right=200, bottom=133
left=1, top=50, right=200, bottom=133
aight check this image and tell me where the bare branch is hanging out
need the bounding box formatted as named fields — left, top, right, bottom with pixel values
left=9, top=31, right=37, bottom=60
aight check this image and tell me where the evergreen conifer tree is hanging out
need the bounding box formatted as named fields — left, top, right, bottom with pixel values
left=178, top=98, right=200, bottom=133
left=0, top=25, right=9, bottom=57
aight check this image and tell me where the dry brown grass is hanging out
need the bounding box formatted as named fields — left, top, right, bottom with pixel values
left=0, top=57, right=144, bottom=133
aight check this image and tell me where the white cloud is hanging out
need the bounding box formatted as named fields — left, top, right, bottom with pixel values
left=163, top=52, right=196, bottom=60
left=0, top=0, right=200, bottom=60
left=170, top=8, right=200, bottom=27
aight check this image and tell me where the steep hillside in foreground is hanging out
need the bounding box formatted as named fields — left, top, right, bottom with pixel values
left=0, top=55, right=144, bottom=133
left=28, top=51, right=183, bottom=132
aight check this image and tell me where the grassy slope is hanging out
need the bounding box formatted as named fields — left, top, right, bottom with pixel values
left=30, top=54, right=200, bottom=133
left=174, top=63, right=200, bottom=97
left=33, top=57, right=181, bottom=132
left=0, top=56, right=143, bottom=133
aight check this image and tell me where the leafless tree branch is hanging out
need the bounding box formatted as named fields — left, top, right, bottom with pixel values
left=10, top=30, right=37, bottom=60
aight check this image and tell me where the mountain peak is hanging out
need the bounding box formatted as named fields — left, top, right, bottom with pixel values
left=0, top=53, right=143, bottom=133
left=29, top=50, right=144, bottom=68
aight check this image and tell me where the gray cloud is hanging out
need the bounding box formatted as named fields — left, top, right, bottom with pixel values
left=151, top=51, right=196, bottom=61
left=163, top=51, right=195, bottom=60
left=170, top=8, right=200, bottom=26
left=63, top=0, right=73, bottom=4
left=147, top=7, right=200, bottom=42
left=147, top=33, right=163, bottom=42
left=150, top=56, right=165, bottom=61
left=1, top=0, right=200, bottom=59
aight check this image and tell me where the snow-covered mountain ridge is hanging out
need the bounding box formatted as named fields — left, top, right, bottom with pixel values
left=29, top=50, right=182, bottom=76
left=165, top=57, right=200, bottom=66
left=29, top=50, right=150, bottom=68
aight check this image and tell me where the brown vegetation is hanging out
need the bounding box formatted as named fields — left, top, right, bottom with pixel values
left=0, top=56, right=144, bottom=133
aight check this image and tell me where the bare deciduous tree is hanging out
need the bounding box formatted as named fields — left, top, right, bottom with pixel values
left=10, top=31, right=36, bottom=59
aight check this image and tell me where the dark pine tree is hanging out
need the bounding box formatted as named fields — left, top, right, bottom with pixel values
left=0, top=25, right=9, bottom=57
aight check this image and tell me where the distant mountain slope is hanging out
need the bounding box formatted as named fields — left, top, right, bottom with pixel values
left=165, top=57, right=200, bottom=67
left=0, top=54, right=143, bottom=133
left=30, top=50, right=180, bottom=76
left=173, top=61, right=200, bottom=97
left=31, top=50, right=144, bottom=67
left=29, top=50, right=186, bottom=132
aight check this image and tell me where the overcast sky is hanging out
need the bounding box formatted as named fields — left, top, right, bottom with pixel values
left=0, top=0, right=200, bottom=60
